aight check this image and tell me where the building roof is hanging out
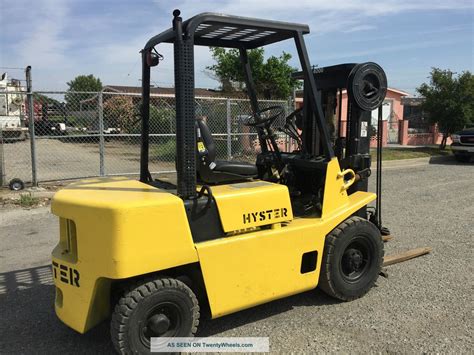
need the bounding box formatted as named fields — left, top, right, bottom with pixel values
left=401, top=97, right=424, bottom=106
left=389, top=87, right=410, bottom=96
left=103, top=85, right=242, bottom=98
left=295, top=87, right=410, bottom=101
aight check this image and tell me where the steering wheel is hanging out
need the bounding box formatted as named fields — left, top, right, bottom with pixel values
left=285, top=107, right=303, bottom=130
left=244, top=105, right=285, bottom=127
left=278, top=107, right=303, bottom=150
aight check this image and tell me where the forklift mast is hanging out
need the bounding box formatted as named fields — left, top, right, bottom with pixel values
left=293, top=62, right=387, bottom=219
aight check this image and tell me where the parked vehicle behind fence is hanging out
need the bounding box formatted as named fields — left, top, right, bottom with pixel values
left=0, top=73, right=27, bottom=142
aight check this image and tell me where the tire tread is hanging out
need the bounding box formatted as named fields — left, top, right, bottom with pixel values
left=319, top=216, right=384, bottom=301
left=111, top=277, right=200, bottom=355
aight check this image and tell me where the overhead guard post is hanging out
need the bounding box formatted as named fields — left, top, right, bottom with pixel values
left=140, top=50, right=151, bottom=182
left=173, top=10, right=197, bottom=199
left=294, top=32, right=335, bottom=159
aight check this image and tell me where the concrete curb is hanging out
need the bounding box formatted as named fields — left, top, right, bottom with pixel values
left=0, top=189, right=55, bottom=202
left=381, top=156, right=432, bottom=167
left=374, top=155, right=453, bottom=169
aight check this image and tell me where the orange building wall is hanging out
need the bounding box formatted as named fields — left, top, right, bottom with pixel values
left=295, top=88, right=407, bottom=146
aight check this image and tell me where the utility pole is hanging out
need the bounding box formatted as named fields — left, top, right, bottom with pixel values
left=0, top=129, right=4, bottom=186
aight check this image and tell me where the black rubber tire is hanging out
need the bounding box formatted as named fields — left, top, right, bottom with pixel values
left=454, top=154, right=471, bottom=163
left=111, top=277, right=200, bottom=355
left=9, top=178, right=25, bottom=191
left=348, top=62, right=387, bottom=111
left=318, top=216, right=384, bottom=301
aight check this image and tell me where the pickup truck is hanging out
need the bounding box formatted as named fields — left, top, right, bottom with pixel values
left=451, top=128, right=474, bottom=162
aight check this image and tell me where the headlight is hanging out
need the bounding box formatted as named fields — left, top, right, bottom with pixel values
left=451, top=134, right=460, bottom=143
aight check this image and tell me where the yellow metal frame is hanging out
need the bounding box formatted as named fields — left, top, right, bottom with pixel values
left=51, top=158, right=376, bottom=332
left=196, top=158, right=375, bottom=317
left=51, top=177, right=197, bottom=332
left=210, top=181, right=293, bottom=232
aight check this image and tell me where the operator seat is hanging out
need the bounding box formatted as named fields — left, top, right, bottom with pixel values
left=196, top=118, right=258, bottom=184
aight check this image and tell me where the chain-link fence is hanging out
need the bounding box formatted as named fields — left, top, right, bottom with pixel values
left=0, top=91, right=292, bottom=187
left=0, top=89, right=30, bottom=187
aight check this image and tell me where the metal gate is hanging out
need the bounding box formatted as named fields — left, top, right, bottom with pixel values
left=371, top=100, right=396, bottom=143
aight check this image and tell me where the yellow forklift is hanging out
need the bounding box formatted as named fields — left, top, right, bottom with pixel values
left=51, top=10, right=389, bottom=354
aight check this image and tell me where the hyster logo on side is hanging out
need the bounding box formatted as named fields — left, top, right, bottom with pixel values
left=52, top=261, right=80, bottom=287
left=243, top=208, right=288, bottom=224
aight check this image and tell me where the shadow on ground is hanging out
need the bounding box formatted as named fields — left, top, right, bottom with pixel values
left=0, top=265, right=114, bottom=354
left=197, top=287, right=338, bottom=337
left=0, top=265, right=338, bottom=353
left=428, top=155, right=473, bottom=165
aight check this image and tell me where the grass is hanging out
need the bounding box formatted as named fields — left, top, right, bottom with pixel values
left=371, top=146, right=452, bottom=161
left=18, top=193, right=40, bottom=208
left=149, top=139, right=176, bottom=161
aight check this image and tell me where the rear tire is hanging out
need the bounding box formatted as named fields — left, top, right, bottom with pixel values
left=318, top=216, right=384, bottom=301
left=111, top=277, right=200, bottom=355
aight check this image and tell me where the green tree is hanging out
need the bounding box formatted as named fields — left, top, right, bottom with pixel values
left=148, top=104, right=175, bottom=134
left=103, top=96, right=176, bottom=135
left=65, top=74, right=102, bottom=111
left=206, top=47, right=300, bottom=99
left=32, top=93, right=61, bottom=105
left=417, top=68, right=474, bottom=149
left=103, top=95, right=137, bottom=132
left=103, top=97, right=174, bottom=134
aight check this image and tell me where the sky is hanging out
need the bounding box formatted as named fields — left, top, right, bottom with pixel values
left=0, top=0, right=473, bottom=95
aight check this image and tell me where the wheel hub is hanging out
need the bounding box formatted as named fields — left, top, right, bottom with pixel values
left=346, top=248, right=363, bottom=271
left=140, top=303, right=182, bottom=346
left=147, top=314, right=171, bottom=335
left=362, top=80, right=378, bottom=98
left=341, top=243, right=370, bottom=281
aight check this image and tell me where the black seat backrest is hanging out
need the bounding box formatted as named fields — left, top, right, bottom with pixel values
left=196, top=117, right=256, bottom=184
left=196, top=118, right=216, bottom=163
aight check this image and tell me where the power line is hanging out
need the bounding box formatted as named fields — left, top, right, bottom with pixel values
left=125, top=57, right=140, bottom=79
left=0, top=67, right=25, bottom=70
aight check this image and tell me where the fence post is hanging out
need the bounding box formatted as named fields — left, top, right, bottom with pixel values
left=0, top=130, right=4, bottom=186
left=98, top=91, right=105, bottom=176
left=226, top=98, right=232, bottom=160
left=26, top=66, right=38, bottom=186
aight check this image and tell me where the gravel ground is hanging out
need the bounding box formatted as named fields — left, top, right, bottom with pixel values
left=0, top=157, right=472, bottom=353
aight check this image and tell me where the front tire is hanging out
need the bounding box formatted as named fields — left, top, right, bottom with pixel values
left=111, top=278, right=200, bottom=355
left=318, top=216, right=384, bottom=301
